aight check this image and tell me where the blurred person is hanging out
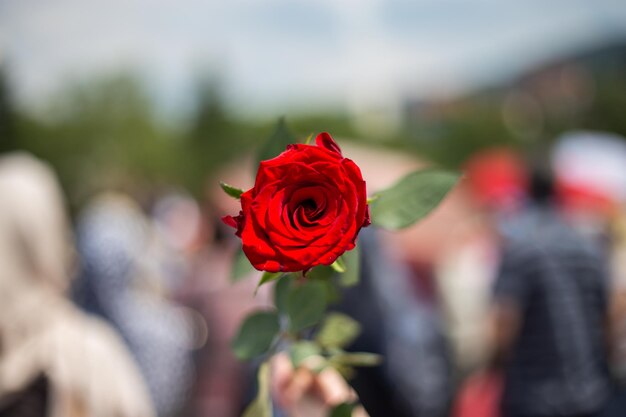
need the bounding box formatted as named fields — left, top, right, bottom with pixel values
left=0, top=153, right=154, bottom=417
left=178, top=165, right=277, bottom=417
left=334, top=227, right=452, bottom=417
left=488, top=160, right=613, bottom=417
left=550, top=131, right=626, bottom=416
left=438, top=148, right=528, bottom=381
left=151, top=192, right=206, bottom=293
left=72, top=194, right=195, bottom=417
left=601, top=210, right=626, bottom=416
left=610, top=212, right=626, bottom=373
left=176, top=208, right=271, bottom=417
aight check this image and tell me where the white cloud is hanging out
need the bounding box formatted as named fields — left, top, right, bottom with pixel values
left=1, top=0, right=625, bottom=117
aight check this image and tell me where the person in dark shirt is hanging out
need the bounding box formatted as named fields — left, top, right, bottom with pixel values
left=336, top=227, right=452, bottom=417
left=489, top=166, right=613, bottom=417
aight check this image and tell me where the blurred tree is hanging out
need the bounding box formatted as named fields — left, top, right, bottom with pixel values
left=186, top=77, right=233, bottom=191
left=585, top=74, right=626, bottom=136
left=0, top=66, right=18, bottom=152
left=185, top=76, right=261, bottom=196
left=3, top=39, right=621, bottom=210
left=18, top=74, right=183, bottom=207
left=190, top=78, right=230, bottom=143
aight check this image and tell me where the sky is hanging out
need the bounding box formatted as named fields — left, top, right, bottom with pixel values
left=1, top=0, right=625, bottom=118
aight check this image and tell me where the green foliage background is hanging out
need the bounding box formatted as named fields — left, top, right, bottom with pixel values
left=1, top=59, right=625, bottom=211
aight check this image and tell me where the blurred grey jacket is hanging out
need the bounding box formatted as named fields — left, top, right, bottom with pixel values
left=73, top=194, right=194, bottom=417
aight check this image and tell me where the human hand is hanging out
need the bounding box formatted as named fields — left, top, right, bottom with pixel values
left=271, top=353, right=368, bottom=417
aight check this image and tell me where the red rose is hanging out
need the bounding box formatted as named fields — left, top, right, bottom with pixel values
left=223, top=132, right=370, bottom=273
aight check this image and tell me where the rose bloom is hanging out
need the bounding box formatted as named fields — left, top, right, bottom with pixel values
left=223, top=133, right=370, bottom=272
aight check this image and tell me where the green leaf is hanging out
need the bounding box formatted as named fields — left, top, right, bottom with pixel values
left=330, top=363, right=355, bottom=380
left=329, top=403, right=354, bottom=417
left=257, top=117, right=296, bottom=166
left=370, top=169, right=459, bottom=230
left=316, top=313, right=361, bottom=349
left=242, top=362, right=272, bottom=417
left=332, top=352, right=382, bottom=367
left=231, top=311, right=280, bottom=360
left=306, top=266, right=340, bottom=303
left=219, top=181, right=244, bottom=199
left=307, top=265, right=335, bottom=281
left=322, top=279, right=342, bottom=305
left=289, top=340, right=322, bottom=368
left=330, top=257, right=346, bottom=273
left=274, top=274, right=294, bottom=314
left=306, top=267, right=340, bottom=303
left=255, top=271, right=283, bottom=294
left=303, top=132, right=314, bottom=145
left=338, top=246, right=360, bottom=287
left=287, top=280, right=327, bottom=333
left=231, top=247, right=255, bottom=282
left=366, top=195, right=379, bottom=205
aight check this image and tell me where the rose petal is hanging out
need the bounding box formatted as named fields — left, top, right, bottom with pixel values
left=222, top=215, right=238, bottom=229
left=224, top=132, right=369, bottom=272
left=315, top=132, right=342, bottom=155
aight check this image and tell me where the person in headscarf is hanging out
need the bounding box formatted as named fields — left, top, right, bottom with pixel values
left=0, top=152, right=154, bottom=417
left=72, top=193, right=195, bottom=417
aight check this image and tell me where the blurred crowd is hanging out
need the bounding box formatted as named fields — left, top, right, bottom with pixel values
left=2, top=129, right=626, bottom=417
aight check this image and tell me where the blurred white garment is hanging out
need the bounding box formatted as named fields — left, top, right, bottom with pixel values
left=0, top=153, right=154, bottom=417
left=436, top=235, right=499, bottom=374
left=553, top=131, right=626, bottom=204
